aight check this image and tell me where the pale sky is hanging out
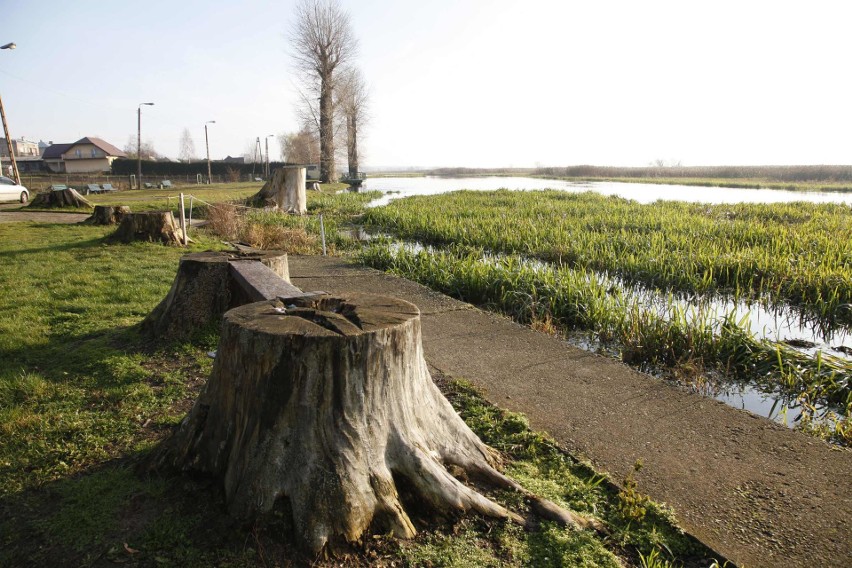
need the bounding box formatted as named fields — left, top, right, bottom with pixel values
left=1, top=0, right=849, bottom=168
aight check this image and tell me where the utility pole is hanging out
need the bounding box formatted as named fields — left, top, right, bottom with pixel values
left=205, top=120, right=215, bottom=184
left=251, top=137, right=262, bottom=179
left=137, top=102, right=154, bottom=189
left=265, top=134, right=274, bottom=179
left=0, top=94, right=20, bottom=184
left=1, top=41, right=20, bottom=184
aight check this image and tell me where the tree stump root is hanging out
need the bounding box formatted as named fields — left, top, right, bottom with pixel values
left=146, top=293, right=598, bottom=553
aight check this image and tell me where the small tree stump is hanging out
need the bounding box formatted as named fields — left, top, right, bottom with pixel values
left=86, top=205, right=131, bottom=225
left=110, top=211, right=185, bottom=245
left=30, top=188, right=93, bottom=209
left=141, top=250, right=290, bottom=340
left=149, top=292, right=595, bottom=554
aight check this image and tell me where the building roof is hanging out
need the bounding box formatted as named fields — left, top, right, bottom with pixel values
left=73, top=137, right=127, bottom=158
left=42, top=143, right=74, bottom=160
left=42, top=137, right=127, bottom=160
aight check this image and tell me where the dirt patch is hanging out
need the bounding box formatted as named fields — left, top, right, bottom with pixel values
left=0, top=203, right=90, bottom=223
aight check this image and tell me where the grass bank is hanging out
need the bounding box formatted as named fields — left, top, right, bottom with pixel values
left=1, top=210, right=720, bottom=565
left=536, top=175, right=852, bottom=193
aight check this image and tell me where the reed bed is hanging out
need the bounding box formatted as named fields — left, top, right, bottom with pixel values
left=358, top=244, right=851, bottom=443
left=364, top=190, right=852, bottom=330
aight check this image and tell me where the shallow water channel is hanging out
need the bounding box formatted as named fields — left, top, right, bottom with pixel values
left=350, top=177, right=851, bottom=428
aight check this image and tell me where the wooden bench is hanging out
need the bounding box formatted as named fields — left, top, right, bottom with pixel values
left=50, top=184, right=68, bottom=191
left=86, top=184, right=101, bottom=195
left=101, top=183, right=116, bottom=192
left=229, top=260, right=318, bottom=302
left=144, top=183, right=155, bottom=189
left=160, top=180, right=173, bottom=189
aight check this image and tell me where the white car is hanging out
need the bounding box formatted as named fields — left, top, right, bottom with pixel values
left=0, top=176, right=29, bottom=203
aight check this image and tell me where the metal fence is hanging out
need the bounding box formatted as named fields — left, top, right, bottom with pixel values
left=19, top=173, right=264, bottom=192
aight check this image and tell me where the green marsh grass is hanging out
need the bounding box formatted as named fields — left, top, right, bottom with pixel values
left=364, top=190, right=852, bottom=329
left=359, top=244, right=851, bottom=443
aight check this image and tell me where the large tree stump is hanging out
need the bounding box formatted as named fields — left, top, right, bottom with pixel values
left=149, top=293, right=595, bottom=554
left=110, top=211, right=186, bottom=245
left=141, top=250, right=290, bottom=340
left=29, top=188, right=93, bottom=209
left=282, top=167, right=307, bottom=214
left=86, top=205, right=131, bottom=225
left=248, top=167, right=306, bottom=214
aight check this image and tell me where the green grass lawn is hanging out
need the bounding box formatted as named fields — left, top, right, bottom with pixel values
left=0, top=212, right=720, bottom=566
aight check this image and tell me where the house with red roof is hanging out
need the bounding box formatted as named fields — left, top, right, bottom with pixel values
left=42, top=137, right=126, bottom=173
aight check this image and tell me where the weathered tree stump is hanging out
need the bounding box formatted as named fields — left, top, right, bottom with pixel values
left=248, top=167, right=306, bottom=214
left=282, top=167, right=307, bottom=214
left=86, top=205, right=131, bottom=225
left=148, top=292, right=595, bottom=554
left=110, top=211, right=186, bottom=245
left=30, top=188, right=93, bottom=209
left=141, top=250, right=290, bottom=340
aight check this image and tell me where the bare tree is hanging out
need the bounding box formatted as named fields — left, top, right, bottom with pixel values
left=336, top=66, right=368, bottom=177
left=178, top=128, right=196, bottom=162
left=278, top=127, right=320, bottom=164
left=124, top=135, right=160, bottom=160
left=291, top=0, right=357, bottom=182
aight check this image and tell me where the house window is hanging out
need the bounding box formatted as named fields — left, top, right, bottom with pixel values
left=91, top=148, right=97, bottom=158
left=75, top=149, right=81, bottom=158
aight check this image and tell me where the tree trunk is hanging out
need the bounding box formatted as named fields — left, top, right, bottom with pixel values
left=30, top=188, right=93, bottom=209
left=110, top=211, right=185, bottom=245
left=86, top=205, right=131, bottom=225
left=347, top=114, right=358, bottom=177
left=141, top=250, right=289, bottom=341
left=319, top=78, right=336, bottom=183
left=148, top=293, right=594, bottom=554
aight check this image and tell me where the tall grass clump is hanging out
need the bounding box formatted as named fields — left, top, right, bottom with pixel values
left=359, top=244, right=851, bottom=443
left=202, top=190, right=382, bottom=253
left=364, top=190, right=852, bottom=330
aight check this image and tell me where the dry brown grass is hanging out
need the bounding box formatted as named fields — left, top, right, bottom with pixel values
left=205, top=203, right=242, bottom=240
left=240, top=223, right=317, bottom=254
left=204, top=202, right=319, bottom=254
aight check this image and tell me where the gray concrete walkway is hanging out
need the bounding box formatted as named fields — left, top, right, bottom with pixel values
left=290, top=255, right=851, bottom=568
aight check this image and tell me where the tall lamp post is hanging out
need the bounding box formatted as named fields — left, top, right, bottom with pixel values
left=137, top=102, right=154, bottom=189
left=265, top=134, right=274, bottom=179
left=204, top=120, right=215, bottom=184
left=0, top=41, right=21, bottom=185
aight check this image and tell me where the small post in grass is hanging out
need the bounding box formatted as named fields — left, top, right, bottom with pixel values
left=319, top=213, right=327, bottom=256
left=178, top=193, right=188, bottom=245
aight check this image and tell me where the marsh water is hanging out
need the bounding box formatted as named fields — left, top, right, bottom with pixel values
left=362, top=176, right=852, bottom=206
left=354, top=176, right=851, bottom=427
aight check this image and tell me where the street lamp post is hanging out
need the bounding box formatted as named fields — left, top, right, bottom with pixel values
left=137, top=102, right=154, bottom=189
left=205, top=121, right=215, bottom=184
left=1, top=41, right=20, bottom=184
left=265, top=134, right=274, bottom=179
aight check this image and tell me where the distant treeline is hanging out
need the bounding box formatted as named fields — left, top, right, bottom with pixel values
left=425, top=167, right=534, bottom=176
left=110, top=159, right=295, bottom=177
left=534, top=165, right=852, bottom=182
